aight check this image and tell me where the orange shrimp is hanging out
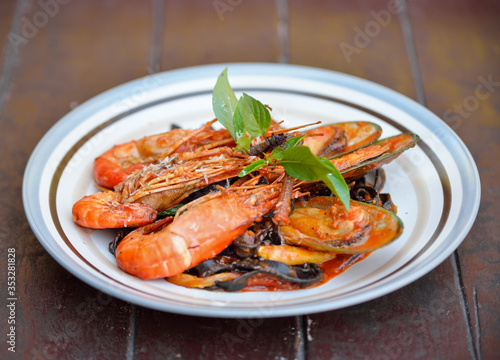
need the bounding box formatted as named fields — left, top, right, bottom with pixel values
left=72, top=191, right=157, bottom=229
left=115, top=183, right=282, bottom=280
left=72, top=147, right=256, bottom=229
left=93, top=120, right=235, bottom=189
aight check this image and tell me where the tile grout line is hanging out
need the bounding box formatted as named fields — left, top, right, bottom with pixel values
left=294, top=316, right=307, bottom=360
left=473, top=287, right=482, bottom=360
left=149, top=0, right=165, bottom=73
left=125, top=305, right=137, bottom=360
left=276, top=0, right=290, bottom=64
left=399, top=0, right=426, bottom=107
left=451, top=252, right=478, bottom=360
left=0, top=0, right=26, bottom=115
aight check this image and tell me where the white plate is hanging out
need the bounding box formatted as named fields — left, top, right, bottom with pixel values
left=23, top=63, right=480, bottom=318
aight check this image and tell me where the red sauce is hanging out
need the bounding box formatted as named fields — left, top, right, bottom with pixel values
left=318, top=252, right=371, bottom=284
left=241, top=252, right=372, bottom=292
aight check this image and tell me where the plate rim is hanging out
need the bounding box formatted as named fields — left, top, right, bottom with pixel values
left=22, top=63, right=481, bottom=317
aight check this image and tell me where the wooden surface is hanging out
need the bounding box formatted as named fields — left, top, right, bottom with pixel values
left=1, top=0, right=498, bottom=359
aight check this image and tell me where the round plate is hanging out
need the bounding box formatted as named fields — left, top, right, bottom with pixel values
left=23, top=63, right=480, bottom=317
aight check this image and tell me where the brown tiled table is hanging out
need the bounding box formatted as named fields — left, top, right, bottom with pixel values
left=1, top=0, right=499, bottom=358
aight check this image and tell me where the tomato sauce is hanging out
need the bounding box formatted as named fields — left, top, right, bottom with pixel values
left=318, top=252, right=371, bottom=283
left=241, top=252, right=372, bottom=292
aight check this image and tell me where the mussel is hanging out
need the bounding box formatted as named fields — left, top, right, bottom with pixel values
left=334, top=121, right=383, bottom=153
left=332, top=133, right=419, bottom=181
left=279, top=196, right=403, bottom=254
left=302, top=121, right=383, bottom=158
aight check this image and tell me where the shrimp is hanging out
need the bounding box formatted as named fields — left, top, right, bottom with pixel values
left=72, top=147, right=256, bottom=229
left=115, top=183, right=282, bottom=280
left=93, top=120, right=235, bottom=189
left=72, top=191, right=156, bottom=229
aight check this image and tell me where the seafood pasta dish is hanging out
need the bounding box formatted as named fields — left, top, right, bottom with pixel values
left=72, top=69, right=419, bottom=292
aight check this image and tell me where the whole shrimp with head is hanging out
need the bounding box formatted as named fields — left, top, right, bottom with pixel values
left=93, top=119, right=235, bottom=189
left=72, top=146, right=255, bottom=229
left=115, top=182, right=282, bottom=279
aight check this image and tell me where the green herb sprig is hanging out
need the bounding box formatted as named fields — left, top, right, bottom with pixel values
left=212, top=68, right=271, bottom=152
left=212, top=68, right=350, bottom=210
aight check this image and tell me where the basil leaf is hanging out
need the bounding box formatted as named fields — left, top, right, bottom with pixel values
left=277, top=146, right=350, bottom=210
left=238, top=159, right=268, bottom=177
left=316, top=157, right=350, bottom=209
left=277, top=146, right=320, bottom=179
left=232, top=95, right=250, bottom=150
left=285, top=135, right=306, bottom=149
left=265, top=136, right=305, bottom=161
left=212, top=68, right=238, bottom=139
left=235, top=135, right=252, bottom=152
left=268, top=146, right=285, bottom=160
left=234, top=93, right=271, bottom=138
